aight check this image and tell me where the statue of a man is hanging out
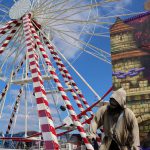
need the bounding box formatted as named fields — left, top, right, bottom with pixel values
left=88, top=88, right=140, bottom=150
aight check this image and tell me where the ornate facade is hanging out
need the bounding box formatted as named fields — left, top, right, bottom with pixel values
left=110, top=12, right=150, bottom=140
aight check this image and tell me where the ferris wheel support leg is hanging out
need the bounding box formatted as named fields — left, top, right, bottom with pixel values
left=0, top=22, right=21, bottom=54
left=43, top=39, right=89, bottom=117
left=29, top=21, right=94, bottom=150
left=42, top=37, right=92, bottom=118
left=0, top=71, right=14, bottom=118
left=42, top=36, right=93, bottom=116
left=6, top=86, right=24, bottom=135
left=0, top=54, right=26, bottom=100
left=23, top=14, right=59, bottom=150
left=0, top=55, right=26, bottom=118
left=0, top=20, right=21, bottom=36
left=43, top=34, right=102, bottom=147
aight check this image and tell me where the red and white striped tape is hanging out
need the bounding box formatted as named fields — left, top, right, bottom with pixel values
left=6, top=87, right=23, bottom=135
left=23, top=14, right=59, bottom=150
left=29, top=19, right=94, bottom=150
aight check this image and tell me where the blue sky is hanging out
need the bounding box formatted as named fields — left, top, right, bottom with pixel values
left=0, top=0, right=148, bottom=133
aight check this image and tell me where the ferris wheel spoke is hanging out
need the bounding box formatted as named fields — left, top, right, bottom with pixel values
left=47, top=0, right=80, bottom=21
left=34, top=0, right=69, bottom=16
left=35, top=0, right=85, bottom=27
left=47, top=20, right=112, bottom=29
left=99, top=5, right=139, bottom=21
left=0, top=32, right=25, bottom=71
left=4, top=47, right=23, bottom=77
left=83, top=32, right=110, bottom=37
left=33, top=0, right=60, bottom=12
left=0, top=26, right=24, bottom=69
left=30, top=0, right=41, bottom=10
left=0, top=14, right=10, bottom=24
left=40, top=18, right=113, bottom=27
left=35, top=0, right=118, bottom=17
left=44, top=12, right=107, bottom=28
left=31, top=0, right=47, bottom=10
left=53, top=29, right=110, bottom=63
left=60, top=27, right=109, bottom=37
left=52, top=7, right=90, bottom=22
left=35, top=20, right=111, bottom=67
left=38, top=8, right=96, bottom=26
left=43, top=1, right=87, bottom=30
left=57, top=31, right=110, bottom=62
left=33, top=19, right=110, bottom=60
left=34, top=0, right=83, bottom=17
left=84, top=50, right=111, bottom=64
left=101, top=4, right=134, bottom=14
left=2, top=43, right=26, bottom=75
left=0, top=8, right=8, bottom=14
left=97, top=24, right=109, bottom=30
left=3, top=38, right=26, bottom=75
left=0, top=4, right=9, bottom=10
left=0, top=14, right=7, bottom=17
left=47, top=28, right=110, bottom=37
left=53, top=27, right=110, bottom=56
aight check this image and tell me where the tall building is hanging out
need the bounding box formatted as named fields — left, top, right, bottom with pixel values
left=110, top=12, right=150, bottom=140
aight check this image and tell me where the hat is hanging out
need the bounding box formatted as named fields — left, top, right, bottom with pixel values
left=110, top=88, right=126, bottom=109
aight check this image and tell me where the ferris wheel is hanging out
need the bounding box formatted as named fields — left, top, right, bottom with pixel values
left=0, top=0, right=145, bottom=149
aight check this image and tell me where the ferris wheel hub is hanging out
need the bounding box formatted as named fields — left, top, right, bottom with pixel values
left=9, top=0, right=31, bottom=19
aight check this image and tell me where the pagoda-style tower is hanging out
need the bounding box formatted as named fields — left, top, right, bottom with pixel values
left=110, top=17, right=150, bottom=140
